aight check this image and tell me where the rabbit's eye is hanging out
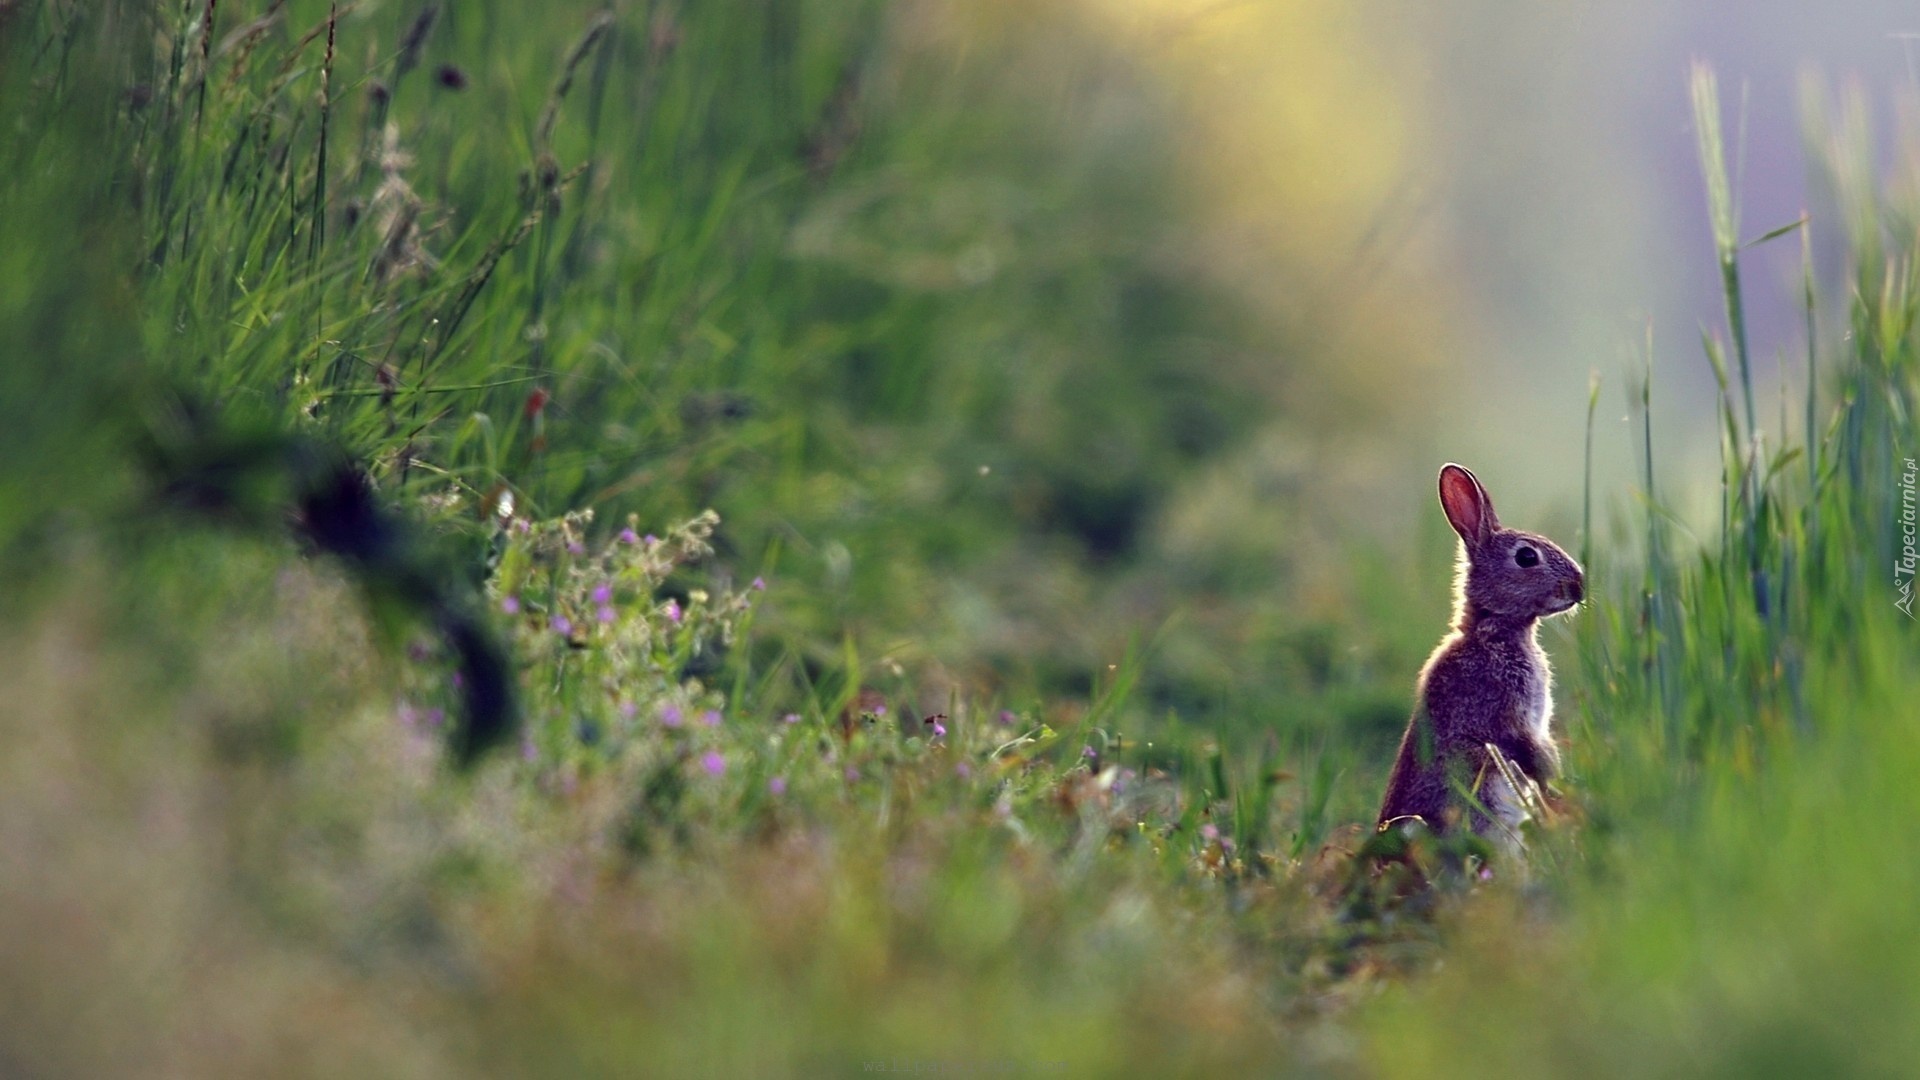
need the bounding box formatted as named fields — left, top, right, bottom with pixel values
left=1514, top=546, right=1540, bottom=568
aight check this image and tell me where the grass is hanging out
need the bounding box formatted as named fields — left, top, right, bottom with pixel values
left=3, top=1, right=1918, bottom=1076
left=1365, top=71, right=1920, bottom=1076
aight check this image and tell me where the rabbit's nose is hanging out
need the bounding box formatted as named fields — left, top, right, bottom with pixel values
left=1568, top=578, right=1585, bottom=603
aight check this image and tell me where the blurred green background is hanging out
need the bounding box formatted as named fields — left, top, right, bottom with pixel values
left=3, top=1, right=1918, bottom=1076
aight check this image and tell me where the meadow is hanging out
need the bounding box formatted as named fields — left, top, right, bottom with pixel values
left=2, top=2, right=1917, bottom=1076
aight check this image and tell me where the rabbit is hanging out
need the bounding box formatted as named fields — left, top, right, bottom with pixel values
left=1376, top=463, right=1585, bottom=861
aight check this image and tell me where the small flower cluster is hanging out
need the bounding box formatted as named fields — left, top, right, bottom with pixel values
left=397, top=505, right=758, bottom=790
left=509, top=509, right=752, bottom=772
left=490, top=508, right=743, bottom=654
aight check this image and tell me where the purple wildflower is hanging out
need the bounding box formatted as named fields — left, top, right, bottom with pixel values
left=592, top=583, right=613, bottom=605
left=768, top=776, right=788, bottom=796
left=1083, top=746, right=1097, bottom=759
left=931, top=720, right=947, bottom=738
left=955, top=762, right=972, bottom=779
left=513, top=518, right=531, bottom=534
left=844, top=766, right=860, bottom=783
left=997, top=710, right=1016, bottom=726
left=501, top=595, right=521, bottom=614
left=700, top=709, right=722, bottom=727
left=1200, top=823, right=1220, bottom=842
left=566, top=540, right=586, bottom=556
left=643, top=533, right=659, bottom=547
left=551, top=614, right=573, bottom=637
left=664, top=598, right=682, bottom=623
left=597, top=605, right=616, bottom=624
left=872, top=704, right=887, bottom=717
left=782, top=712, right=802, bottom=725
left=700, top=751, right=726, bottom=777
left=660, top=705, right=684, bottom=728
left=619, top=700, right=638, bottom=720
left=396, top=702, right=419, bottom=728
left=751, top=576, right=766, bottom=591
left=618, top=527, right=639, bottom=545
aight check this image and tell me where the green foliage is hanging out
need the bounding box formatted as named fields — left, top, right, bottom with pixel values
left=95, top=0, right=1337, bottom=718
left=6, top=0, right=1918, bottom=1074
left=0, top=6, right=142, bottom=558
left=0, top=1, right=1405, bottom=1072
left=1365, top=63, right=1920, bottom=1076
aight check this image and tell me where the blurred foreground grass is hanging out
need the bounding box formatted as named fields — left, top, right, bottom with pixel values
left=2, top=2, right=1917, bottom=1077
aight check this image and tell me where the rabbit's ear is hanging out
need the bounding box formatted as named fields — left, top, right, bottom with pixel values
left=1438, top=464, right=1498, bottom=548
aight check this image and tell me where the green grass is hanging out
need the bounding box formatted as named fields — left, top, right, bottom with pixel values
left=3, top=2, right=1918, bottom=1076
left=1365, top=72, right=1920, bottom=1077
left=84, top=0, right=1427, bottom=755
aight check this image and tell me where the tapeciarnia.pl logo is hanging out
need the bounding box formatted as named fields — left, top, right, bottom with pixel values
left=1898, top=457, right=1917, bottom=619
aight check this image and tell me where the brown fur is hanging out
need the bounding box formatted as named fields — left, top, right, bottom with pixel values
left=1376, top=464, right=1584, bottom=858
